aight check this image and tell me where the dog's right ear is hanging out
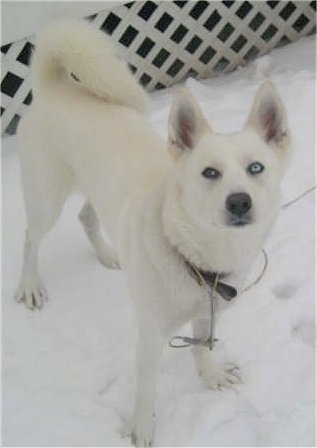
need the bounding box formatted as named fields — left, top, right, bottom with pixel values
left=168, top=88, right=210, bottom=158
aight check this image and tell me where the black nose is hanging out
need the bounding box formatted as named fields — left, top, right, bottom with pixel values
left=226, top=193, right=252, bottom=216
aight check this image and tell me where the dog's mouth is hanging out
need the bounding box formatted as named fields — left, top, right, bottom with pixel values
left=227, top=216, right=253, bottom=228
left=213, top=217, right=253, bottom=230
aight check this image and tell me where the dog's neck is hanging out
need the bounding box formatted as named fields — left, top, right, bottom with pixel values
left=176, top=249, right=238, bottom=301
left=161, top=182, right=260, bottom=281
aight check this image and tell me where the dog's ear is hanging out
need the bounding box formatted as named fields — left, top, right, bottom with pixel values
left=168, top=88, right=210, bottom=157
left=247, top=81, right=290, bottom=150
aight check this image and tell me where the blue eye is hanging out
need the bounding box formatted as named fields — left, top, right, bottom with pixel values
left=202, top=167, right=221, bottom=180
left=248, top=162, right=264, bottom=175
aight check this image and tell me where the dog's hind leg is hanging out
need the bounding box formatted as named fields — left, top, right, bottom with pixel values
left=16, top=230, right=48, bottom=310
left=16, top=143, right=72, bottom=310
left=78, top=201, right=120, bottom=269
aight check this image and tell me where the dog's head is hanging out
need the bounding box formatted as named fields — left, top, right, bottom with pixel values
left=167, top=81, right=291, bottom=232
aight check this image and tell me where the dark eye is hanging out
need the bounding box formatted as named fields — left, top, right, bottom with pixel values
left=247, top=162, right=264, bottom=175
left=202, top=167, right=221, bottom=180
left=71, top=72, right=80, bottom=82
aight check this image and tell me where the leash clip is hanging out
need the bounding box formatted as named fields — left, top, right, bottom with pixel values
left=169, top=273, right=220, bottom=350
left=168, top=335, right=219, bottom=349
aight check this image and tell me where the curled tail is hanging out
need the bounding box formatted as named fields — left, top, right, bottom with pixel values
left=32, top=20, right=148, bottom=113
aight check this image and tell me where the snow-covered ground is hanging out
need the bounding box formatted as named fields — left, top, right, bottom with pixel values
left=2, top=36, right=315, bottom=447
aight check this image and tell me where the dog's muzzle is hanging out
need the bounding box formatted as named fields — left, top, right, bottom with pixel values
left=226, top=192, right=253, bottom=226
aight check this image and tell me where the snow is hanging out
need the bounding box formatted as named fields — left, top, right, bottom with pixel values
left=2, top=35, right=315, bottom=447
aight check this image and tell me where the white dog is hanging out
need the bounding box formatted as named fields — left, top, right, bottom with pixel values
left=16, top=21, right=290, bottom=446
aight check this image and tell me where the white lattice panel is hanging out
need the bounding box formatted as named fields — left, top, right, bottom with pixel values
left=1, top=0, right=316, bottom=136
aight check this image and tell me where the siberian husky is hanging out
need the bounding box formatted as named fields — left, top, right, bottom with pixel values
left=16, top=21, right=290, bottom=446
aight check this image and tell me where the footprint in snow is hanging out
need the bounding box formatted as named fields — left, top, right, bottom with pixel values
left=292, top=321, right=315, bottom=347
left=272, top=282, right=299, bottom=299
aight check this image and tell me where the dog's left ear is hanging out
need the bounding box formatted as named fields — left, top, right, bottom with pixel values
left=168, top=88, right=210, bottom=158
left=247, top=81, right=290, bottom=150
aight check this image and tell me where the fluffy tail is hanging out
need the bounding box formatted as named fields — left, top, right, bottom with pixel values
left=31, top=20, right=148, bottom=113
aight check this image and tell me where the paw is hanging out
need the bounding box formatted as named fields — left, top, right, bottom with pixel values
left=131, top=430, right=153, bottom=447
left=201, top=362, right=242, bottom=390
left=97, top=253, right=120, bottom=269
left=97, top=248, right=120, bottom=270
left=131, top=416, right=154, bottom=447
left=15, top=279, right=47, bottom=310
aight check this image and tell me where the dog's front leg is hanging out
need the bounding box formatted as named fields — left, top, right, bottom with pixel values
left=192, top=318, right=242, bottom=390
left=132, top=322, right=164, bottom=447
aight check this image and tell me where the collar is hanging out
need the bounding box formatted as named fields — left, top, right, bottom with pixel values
left=184, top=260, right=237, bottom=301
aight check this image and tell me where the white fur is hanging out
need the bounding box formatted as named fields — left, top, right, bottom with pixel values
left=16, top=21, right=291, bottom=447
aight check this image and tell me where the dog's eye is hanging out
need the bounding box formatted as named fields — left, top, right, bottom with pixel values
left=202, top=167, right=221, bottom=180
left=247, top=162, right=264, bottom=175
left=71, top=73, right=80, bottom=82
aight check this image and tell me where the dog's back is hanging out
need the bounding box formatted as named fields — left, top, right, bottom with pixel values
left=18, top=20, right=168, bottom=239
